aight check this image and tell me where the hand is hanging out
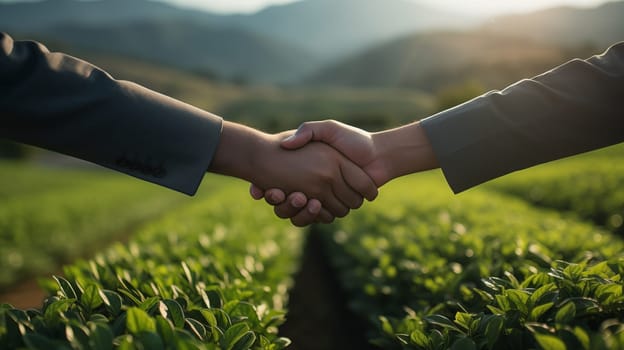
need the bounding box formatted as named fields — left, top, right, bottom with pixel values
left=210, top=122, right=378, bottom=226
left=249, top=120, right=384, bottom=224
left=253, top=136, right=376, bottom=218
left=250, top=186, right=335, bottom=226
left=252, top=120, right=439, bottom=223
left=281, top=120, right=389, bottom=186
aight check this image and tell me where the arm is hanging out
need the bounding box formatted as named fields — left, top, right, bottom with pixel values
left=256, top=41, right=624, bottom=220
left=421, top=41, right=624, bottom=193
left=211, top=121, right=377, bottom=223
left=0, top=33, right=377, bottom=222
left=0, top=32, right=222, bottom=195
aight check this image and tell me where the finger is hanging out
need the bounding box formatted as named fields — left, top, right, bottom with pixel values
left=315, top=207, right=335, bottom=224
left=249, top=184, right=265, bottom=200
left=290, top=199, right=322, bottom=227
left=281, top=120, right=338, bottom=150
left=264, top=188, right=286, bottom=205
left=332, top=178, right=364, bottom=210
left=340, top=161, right=379, bottom=201
left=322, top=193, right=350, bottom=218
left=273, top=192, right=309, bottom=219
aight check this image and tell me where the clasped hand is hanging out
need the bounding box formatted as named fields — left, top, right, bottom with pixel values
left=250, top=121, right=383, bottom=226
left=248, top=120, right=437, bottom=226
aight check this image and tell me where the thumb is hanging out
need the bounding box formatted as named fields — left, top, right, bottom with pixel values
left=281, top=125, right=314, bottom=150
left=282, top=120, right=341, bottom=149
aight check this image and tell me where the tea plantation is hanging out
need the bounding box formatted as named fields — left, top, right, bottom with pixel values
left=1, top=177, right=302, bottom=349
left=488, top=150, right=624, bottom=235
left=0, top=162, right=188, bottom=288
left=319, top=173, right=624, bottom=349
left=1, top=147, right=623, bottom=349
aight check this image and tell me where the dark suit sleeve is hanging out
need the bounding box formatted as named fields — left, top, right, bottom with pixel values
left=420, top=41, right=624, bottom=193
left=0, top=32, right=223, bottom=195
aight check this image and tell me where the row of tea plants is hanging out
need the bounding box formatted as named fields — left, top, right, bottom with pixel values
left=320, top=174, right=624, bottom=349
left=488, top=145, right=624, bottom=235
left=0, top=178, right=303, bottom=349
left=0, top=162, right=187, bottom=288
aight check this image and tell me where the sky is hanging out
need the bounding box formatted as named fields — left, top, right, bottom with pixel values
left=0, top=0, right=613, bottom=15
left=162, top=0, right=611, bottom=15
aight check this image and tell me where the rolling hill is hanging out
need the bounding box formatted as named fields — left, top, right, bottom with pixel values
left=481, top=1, right=624, bottom=48
left=34, top=20, right=316, bottom=83
left=308, top=1, right=624, bottom=91
left=0, top=0, right=221, bottom=30
left=0, top=0, right=315, bottom=83
left=228, top=0, right=477, bottom=59
left=0, top=0, right=477, bottom=60
left=2, top=0, right=621, bottom=86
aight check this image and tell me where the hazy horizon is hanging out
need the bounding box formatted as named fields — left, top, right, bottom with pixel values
left=137, top=0, right=614, bottom=15
left=0, top=0, right=615, bottom=15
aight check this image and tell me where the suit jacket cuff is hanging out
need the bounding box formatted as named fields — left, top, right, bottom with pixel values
left=420, top=95, right=526, bottom=194
left=105, top=81, right=224, bottom=196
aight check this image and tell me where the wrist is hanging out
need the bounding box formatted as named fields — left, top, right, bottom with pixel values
left=209, top=121, right=271, bottom=182
left=371, top=121, right=438, bottom=184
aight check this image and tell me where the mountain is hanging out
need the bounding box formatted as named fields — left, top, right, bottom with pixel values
left=481, top=1, right=624, bottom=48
left=0, top=0, right=315, bottom=83
left=308, top=32, right=567, bottom=91
left=36, top=20, right=316, bottom=83
left=0, top=0, right=479, bottom=63
left=230, top=0, right=478, bottom=59
left=309, top=1, right=624, bottom=90
left=0, top=0, right=221, bottom=30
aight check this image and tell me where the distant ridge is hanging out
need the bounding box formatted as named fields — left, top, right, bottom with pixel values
left=0, top=0, right=221, bottom=30
left=308, top=1, right=624, bottom=90
left=228, top=0, right=477, bottom=59
left=0, top=0, right=315, bottom=83
left=40, top=20, right=317, bottom=83
left=481, top=1, right=624, bottom=48
left=1, top=0, right=621, bottom=85
left=0, top=0, right=478, bottom=65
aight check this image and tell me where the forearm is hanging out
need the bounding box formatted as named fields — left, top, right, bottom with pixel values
left=0, top=32, right=223, bottom=195
left=420, top=42, right=624, bottom=193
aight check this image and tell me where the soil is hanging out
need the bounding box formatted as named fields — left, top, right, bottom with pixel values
left=280, top=228, right=376, bottom=350
left=0, top=278, right=48, bottom=309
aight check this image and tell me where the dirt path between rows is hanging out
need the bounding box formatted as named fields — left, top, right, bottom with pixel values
left=0, top=278, right=49, bottom=309
left=280, top=229, right=376, bottom=350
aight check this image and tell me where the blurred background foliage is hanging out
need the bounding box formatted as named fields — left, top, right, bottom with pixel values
left=2, top=0, right=622, bottom=146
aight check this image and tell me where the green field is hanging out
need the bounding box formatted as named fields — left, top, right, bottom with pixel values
left=0, top=162, right=189, bottom=289
left=1, top=146, right=623, bottom=349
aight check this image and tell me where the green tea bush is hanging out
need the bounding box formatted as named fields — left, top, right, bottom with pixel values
left=488, top=147, right=624, bottom=235
left=0, top=168, right=186, bottom=288
left=0, top=161, right=112, bottom=200
left=0, top=179, right=302, bottom=349
left=319, top=173, right=624, bottom=349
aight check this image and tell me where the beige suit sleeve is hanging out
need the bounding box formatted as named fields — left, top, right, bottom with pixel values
left=420, top=42, right=624, bottom=193
left=0, top=32, right=223, bottom=195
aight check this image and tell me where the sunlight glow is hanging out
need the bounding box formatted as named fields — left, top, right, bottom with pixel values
left=156, top=0, right=611, bottom=15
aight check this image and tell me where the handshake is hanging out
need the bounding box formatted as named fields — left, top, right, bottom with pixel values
left=209, top=119, right=439, bottom=227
